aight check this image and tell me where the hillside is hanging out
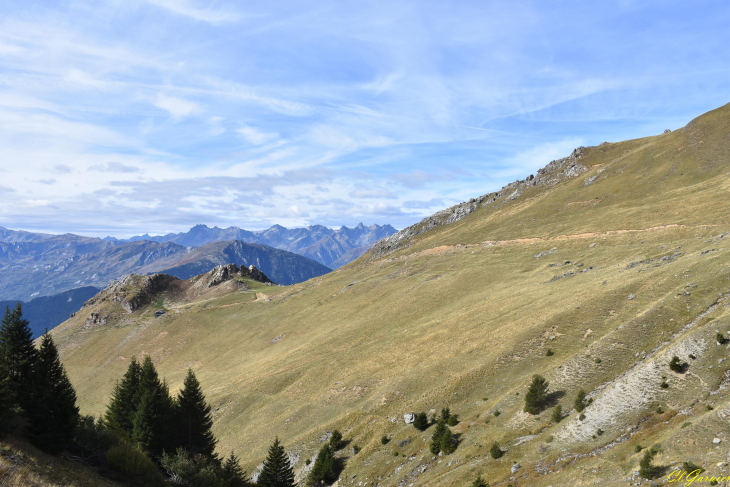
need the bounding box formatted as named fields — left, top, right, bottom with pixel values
left=115, top=222, right=397, bottom=268
left=0, top=286, right=99, bottom=338
left=51, top=102, right=730, bottom=486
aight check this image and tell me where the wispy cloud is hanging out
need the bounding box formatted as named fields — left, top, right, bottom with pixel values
left=0, top=1, right=728, bottom=236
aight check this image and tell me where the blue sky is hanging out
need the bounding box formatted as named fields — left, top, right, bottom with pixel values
left=0, top=0, right=729, bottom=237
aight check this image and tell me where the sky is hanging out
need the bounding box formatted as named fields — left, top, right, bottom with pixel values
left=0, top=0, right=729, bottom=238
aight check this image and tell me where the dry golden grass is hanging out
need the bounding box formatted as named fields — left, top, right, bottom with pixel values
left=50, top=102, right=730, bottom=486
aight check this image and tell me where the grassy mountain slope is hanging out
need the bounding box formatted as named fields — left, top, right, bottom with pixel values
left=52, top=103, right=730, bottom=486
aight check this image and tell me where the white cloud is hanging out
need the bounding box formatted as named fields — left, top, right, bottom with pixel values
left=144, top=0, right=241, bottom=23
left=153, top=94, right=200, bottom=119
left=349, top=187, right=396, bottom=199
left=88, top=162, right=142, bottom=173
left=237, top=125, right=278, bottom=145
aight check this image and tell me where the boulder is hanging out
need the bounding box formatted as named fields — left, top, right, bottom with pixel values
left=404, top=413, right=415, bottom=424
left=511, top=463, right=521, bottom=473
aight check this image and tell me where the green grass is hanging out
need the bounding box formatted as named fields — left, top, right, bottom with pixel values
left=51, top=102, right=730, bottom=486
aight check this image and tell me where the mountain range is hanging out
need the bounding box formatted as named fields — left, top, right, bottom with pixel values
left=0, top=223, right=395, bottom=301
left=107, top=222, right=397, bottom=269
left=51, top=101, right=730, bottom=486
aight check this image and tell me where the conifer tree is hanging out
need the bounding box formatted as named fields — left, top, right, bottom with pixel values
left=329, top=429, right=343, bottom=451
left=104, top=357, right=141, bottom=436
left=523, top=375, right=549, bottom=415
left=439, top=427, right=456, bottom=454
left=26, top=332, right=80, bottom=453
left=0, top=303, right=37, bottom=409
left=309, top=444, right=337, bottom=485
left=129, top=356, right=177, bottom=459
left=258, top=437, right=296, bottom=487
left=551, top=404, right=563, bottom=423
left=413, top=412, right=429, bottom=431
left=429, top=419, right=447, bottom=454
left=0, top=376, right=14, bottom=436
left=489, top=441, right=503, bottom=459
left=221, top=452, right=250, bottom=487
left=177, top=368, right=216, bottom=459
left=639, top=450, right=659, bottom=479
left=574, top=388, right=587, bottom=413
left=472, top=474, right=489, bottom=487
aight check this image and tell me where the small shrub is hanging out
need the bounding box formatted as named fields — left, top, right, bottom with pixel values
left=545, top=349, right=554, bottom=357
left=681, top=422, right=691, bottom=428
left=579, top=413, right=586, bottom=421
left=717, top=333, right=727, bottom=345
left=650, top=443, right=662, bottom=454
left=489, top=441, right=503, bottom=459
left=472, top=474, right=489, bottom=487
left=574, top=388, right=588, bottom=413
left=381, top=435, right=389, bottom=445
left=706, top=404, right=714, bottom=411
left=681, top=461, right=704, bottom=474
left=447, top=415, right=458, bottom=427
left=352, top=445, right=361, bottom=455
left=596, top=428, right=604, bottom=436
left=669, top=355, right=687, bottom=373
left=594, top=358, right=602, bottom=364
left=545, top=435, right=553, bottom=443
left=413, top=412, right=429, bottom=431
left=106, top=443, right=165, bottom=486
left=493, top=410, right=501, bottom=417
left=482, top=397, right=488, bottom=401
left=393, top=451, right=399, bottom=456
left=551, top=404, right=563, bottom=424
left=660, top=380, right=669, bottom=389
left=689, top=354, right=696, bottom=360
left=656, top=406, right=664, bottom=414
left=306, top=459, right=311, bottom=465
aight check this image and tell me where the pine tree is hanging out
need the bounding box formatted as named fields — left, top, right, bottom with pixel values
left=177, top=368, right=217, bottom=459
left=574, top=388, right=587, bottom=413
left=26, top=332, right=80, bottom=453
left=0, top=303, right=38, bottom=410
left=131, top=356, right=177, bottom=460
left=309, top=444, right=337, bottom=485
left=258, top=437, right=296, bottom=487
left=429, top=419, right=447, bottom=454
left=524, top=375, right=549, bottom=415
left=472, top=474, right=489, bottom=487
left=329, top=429, right=343, bottom=451
left=0, top=375, right=14, bottom=436
left=489, top=441, right=503, bottom=459
left=104, top=357, right=141, bottom=436
left=413, top=412, right=429, bottom=431
left=639, top=450, right=659, bottom=479
left=221, top=452, right=250, bottom=487
left=551, top=404, right=563, bottom=423
left=439, top=427, right=456, bottom=454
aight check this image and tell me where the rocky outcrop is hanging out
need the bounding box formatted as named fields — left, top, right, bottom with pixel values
left=190, top=263, right=275, bottom=289
left=82, top=273, right=178, bottom=313
left=370, top=147, right=588, bottom=258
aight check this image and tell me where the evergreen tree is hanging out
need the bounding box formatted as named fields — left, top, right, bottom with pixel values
left=177, top=368, right=217, bottom=459
left=472, top=474, right=489, bottom=487
left=639, top=450, right=659, bottom=479
left=429, top=419, right=447, bottom=454
left=413, top=412, right=429, bottom=431
left=104, top=357, right=141, bottom=436
left=489, top=441, right=503, bottom=459
left=257, top=437, right=296, bottom=487
left=131, top=356, right=177, bottom=460
left=574, top=388, right=587, bottom=413
left=524, top=375, right=549, bottom=415
left=551, top=404, right=563, bottom=423
left=308, top=444, right=337, bottom=485
left=0, top=375, right=14, bottom=436
left=0, top=303, right=37, bottom=409
left=26, top=332, right=80, bottom=453
left=439, top=427, right=456, bottom=454
left=221, top=452, right=250, bottom=487
left=329, top=429, right=343, bottom=451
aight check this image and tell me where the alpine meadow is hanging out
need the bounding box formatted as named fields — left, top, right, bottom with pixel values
left=7, top=102, right=727, bottom=485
